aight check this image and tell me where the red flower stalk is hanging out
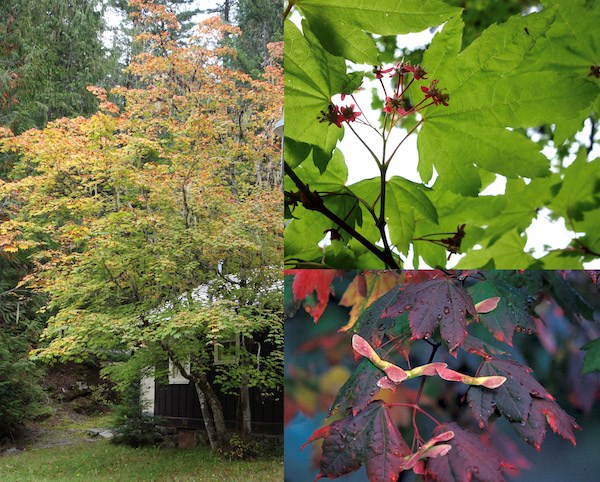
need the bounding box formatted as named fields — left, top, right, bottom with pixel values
left=384, top=94, right=407, bottom=115
left=420, top=80, right=449, bottom=106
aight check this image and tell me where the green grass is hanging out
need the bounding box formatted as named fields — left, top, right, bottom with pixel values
left=0, top=440, right=283, bottom=481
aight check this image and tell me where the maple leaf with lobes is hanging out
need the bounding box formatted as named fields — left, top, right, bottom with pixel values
left=380, top=277, right=478, bottom=352
left=303, top=400, right=411, bottom=482
left=467, top=358, right=554, bottom=427
left=420, top=422, right=512, bottom=482
left=287, top=269, right=340, bottom=322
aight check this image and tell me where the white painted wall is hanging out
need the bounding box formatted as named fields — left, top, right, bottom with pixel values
left=140, top=367, right=156, bottom=416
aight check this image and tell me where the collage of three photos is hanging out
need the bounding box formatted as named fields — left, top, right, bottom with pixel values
left=0, top=1, right=599, bottom=481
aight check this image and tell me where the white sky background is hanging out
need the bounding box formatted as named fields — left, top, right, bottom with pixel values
left=326, top=27, right=600, bottom=269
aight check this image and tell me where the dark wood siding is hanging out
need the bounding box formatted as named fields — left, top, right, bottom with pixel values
left=155, top=382, right=283, bottom=434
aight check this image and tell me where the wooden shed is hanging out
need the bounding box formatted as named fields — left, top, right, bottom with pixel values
left=140, top=349, right=283, bottom=438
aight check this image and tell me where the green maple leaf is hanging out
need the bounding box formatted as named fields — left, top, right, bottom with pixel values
left=582, top=338, right=600, bottom=374
left=293, top=0, right=461, bottom=64
left=418, top=7, right=599, bottom=196
left=525, top=0, right=600, bottom=142
left=284, top=19, right=362, bottom=166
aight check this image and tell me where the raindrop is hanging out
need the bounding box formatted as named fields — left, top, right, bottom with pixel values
left=443, top=306, right=450, bottom=314
left=515, top=326, right=522, bottom=332
left=339, top=444, right=345, bottom=450
left=437, top=315, right=443, bottom=321
left=526, top=295, right=534, bottom=303
left=526, top=328, right=533, bottom=335
left=472, top=467, right=479, bottom=474
left=457, top=276, right=465, bottom=281
left=404, top=304, right=413, bottom=311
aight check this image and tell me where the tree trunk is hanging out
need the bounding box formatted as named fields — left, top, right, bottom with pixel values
left=239, top=384, right=252, bottom=435
left=193, top=383, right=219, bottom=450
left=193, top=369, right=227, bottom=439
left=170, top=355, right=227, bottom=449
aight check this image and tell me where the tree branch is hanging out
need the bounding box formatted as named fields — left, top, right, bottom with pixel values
left=285, top=162, right=400, bottom=268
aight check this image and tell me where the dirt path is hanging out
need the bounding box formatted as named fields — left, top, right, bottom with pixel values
left=1, top=409, right=114, bottom=454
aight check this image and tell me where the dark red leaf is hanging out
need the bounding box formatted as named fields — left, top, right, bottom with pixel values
left=355, top=288, right=412, bottom=352
left=468, top=358, right=554, bottom=425
left=330, top=357, right=383, bottom=417
left=287, top=269, right=339, bottom=322
left=331, top=346, right=408, bottom=416
left=380, top=278, right=477, bottom=352
left=422, top=422, right=510, bottom=482
left=468, top=279, right=535, bottom=345
left=305, top=400, right=411, bottom=482
left=511, top=398, right=580, bottom=450
left=459, top=335, right=506, bottom=360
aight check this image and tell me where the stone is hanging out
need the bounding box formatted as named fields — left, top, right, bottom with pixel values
left=3, top=447, right=22, bottom=456
left=98, top=430, right=114, bottom=439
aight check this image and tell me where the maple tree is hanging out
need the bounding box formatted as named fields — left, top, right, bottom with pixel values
left=285, top=269, right=600, bottom=482
left=283, top=0, right=600, bottom=269
left=0, top=1, right=283, bottom=450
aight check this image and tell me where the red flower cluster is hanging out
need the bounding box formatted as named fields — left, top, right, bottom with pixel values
left=318, top=103, right=361, bottom=128
left=318, top=62, right=449, bottom=129
left=384, top=94, right=407, bottom=115
left=421, top=80, right=450, bottom=106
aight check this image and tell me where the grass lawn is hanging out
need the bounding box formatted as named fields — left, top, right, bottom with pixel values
left=0, top=440, right=283, bottom=481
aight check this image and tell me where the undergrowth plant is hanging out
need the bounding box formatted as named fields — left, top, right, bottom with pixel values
left=285, top=270, right=600, bottom=482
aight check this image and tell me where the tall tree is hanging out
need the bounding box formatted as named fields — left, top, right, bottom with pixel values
left=0, top=253, right=47, bottom=439
left=231, top=0, right=283, bottom=77
left=0, top=0, right=111, bottom=134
